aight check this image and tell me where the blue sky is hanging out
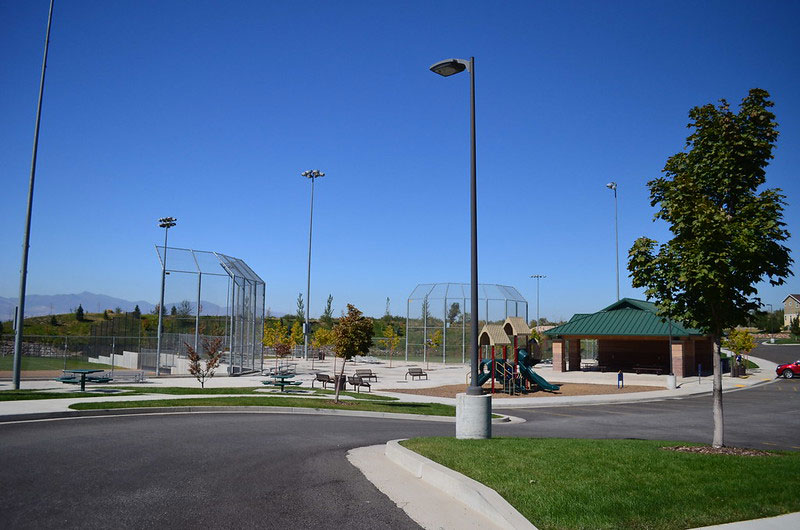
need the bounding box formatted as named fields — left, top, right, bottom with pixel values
left=2, top=0, right=798, bottom=320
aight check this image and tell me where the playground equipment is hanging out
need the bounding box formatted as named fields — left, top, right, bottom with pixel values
left=476, top=317, right=560, bottom=394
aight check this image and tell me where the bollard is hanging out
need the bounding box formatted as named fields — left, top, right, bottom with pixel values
left=617, top=370, right=624, bottom=389
left=698, top=363, right=701, bottom=384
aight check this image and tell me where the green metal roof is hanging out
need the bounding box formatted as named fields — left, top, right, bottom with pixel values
left=544, top=298, right=705, bottom=337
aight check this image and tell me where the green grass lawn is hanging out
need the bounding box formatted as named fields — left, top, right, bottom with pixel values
left=772, top=338, right=800, bottom=344
left=0, top=356, right=116, bottom=371
left=69, top=396, right=456, bottom=415
left=401, top=437, right=800, bottom=530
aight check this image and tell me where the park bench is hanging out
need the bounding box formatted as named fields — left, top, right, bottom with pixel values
left=405, top=367, right=428, bottom=381
left=633, top=367, right=663, bottom=375
left=347, top=375, right=371, bottom=393
left=355, top=369, right=378, bottom=382
left=312, top=373, right=335, bottom=389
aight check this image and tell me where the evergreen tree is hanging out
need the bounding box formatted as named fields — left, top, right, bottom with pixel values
left=296, top=293, right=305, bottom=323
left=320, top=294, right=334, bottom=328
left=76, top=304, right=85, bottom=321
left=170, top=305, right=177, bottom=316
left=132, top=305, right=142, bottom=319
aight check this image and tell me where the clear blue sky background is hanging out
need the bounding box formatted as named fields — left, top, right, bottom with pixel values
left=2, top=0, right=798, bottom=320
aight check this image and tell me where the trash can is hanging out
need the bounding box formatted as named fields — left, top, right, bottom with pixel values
left=333, top=374, right=347, bottom=391
left=720, top=357, right=731, bottom=374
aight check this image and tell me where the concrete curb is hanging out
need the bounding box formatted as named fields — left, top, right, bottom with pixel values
left=0, top=406, right=523, bottom=425
left=385, top=439, right=536, bottom=530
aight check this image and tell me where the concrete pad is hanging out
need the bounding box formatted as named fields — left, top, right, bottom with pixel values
left=347, top=444, right=505, bottom=530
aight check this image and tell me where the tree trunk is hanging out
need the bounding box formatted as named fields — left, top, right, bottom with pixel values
left=334, top=358, right=346, bottom=403
left=712, top=335, right=724, bottom=448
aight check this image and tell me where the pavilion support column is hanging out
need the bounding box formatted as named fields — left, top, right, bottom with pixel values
left=552, top=340, right=566, bottom=372
left=567, top=339, right=581, bottom=371
left=671, top=339, right=695, bottom=378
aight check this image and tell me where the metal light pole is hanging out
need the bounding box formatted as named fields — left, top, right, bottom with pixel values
left=431, top=56, right=488, bottom=439
left=606, top=182, right=619, bottom=300
left=530, top=274, right=546, bottom=328
left=302, top=169, right=325, bottom=360
left=12, top=0, right=55, bottom=390
left=155, top=216, right=176, bottom=376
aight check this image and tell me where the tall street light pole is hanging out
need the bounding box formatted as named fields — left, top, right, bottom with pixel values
left=530, top=275, right=546, bottom=328
left=155, top=217, right=176, bottom=376
left=302, top=169, right=325, bottom=361
left=431, top=56, right=489, bottom=439
left=12, top=0, right=55, bottom=390
left=606, top=182, right=619, bottom=301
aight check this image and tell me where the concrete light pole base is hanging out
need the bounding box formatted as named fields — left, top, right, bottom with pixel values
left=666, top=374, right=677, bottom=390
left=456, top=393, right=491, bottom=439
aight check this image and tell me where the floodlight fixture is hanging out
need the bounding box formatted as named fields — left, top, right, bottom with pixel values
left=606, top=182, right=617, bottom=190
left=430, top=58, right=470, bottom=77
left=159, top=216, right=177, bottom=228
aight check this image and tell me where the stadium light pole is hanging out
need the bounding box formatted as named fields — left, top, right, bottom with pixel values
left=606, top=182, right=619, bottom=301
left=155, top=217, right=176, bottom=376
left=302, top=169, right=325, bottom=361
left=430, top=56, right=489, bottom=439
left=530, top=275, right=546, bottom=328
left=12, top=0, right=55, bottom=390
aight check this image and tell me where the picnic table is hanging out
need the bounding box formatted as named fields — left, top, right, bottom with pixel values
left=59, top=369, right=105, bottom=392
left=262, top=374, right=302, bottom=392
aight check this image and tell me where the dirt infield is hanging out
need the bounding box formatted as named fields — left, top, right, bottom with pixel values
left=383, top=382, right=664, bottom=399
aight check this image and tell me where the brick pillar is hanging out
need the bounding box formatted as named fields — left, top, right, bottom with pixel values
left=552, top=340, right=566, bottom=372
left=671, top=340, right=696, bottom=377
left=567, top=339, right=581, bottom=371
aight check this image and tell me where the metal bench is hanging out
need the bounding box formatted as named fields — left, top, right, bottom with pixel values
left=355, top=369, right=378, bottom=382
left=312, top=373, right=335, bottom=389
left=405, top=367, right=428, bottom=381
left=347, top=375, right=371, bottom=393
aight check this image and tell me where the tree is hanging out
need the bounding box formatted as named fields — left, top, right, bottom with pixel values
left=185, top=337, right=224, bottom=388
left=75, top=304, right=85, bottom=321
left=312, top=327, right=336, bottom=359
left=263, top=320, right=288, bottom=349
left=426, top=329, right=442, bottom=369
left=296, top=293, right=305, bottom=324
left=49, top=315, right=58, bottom=326
left=790, top=317, right=800, bottom=339
left=103, top=309, right=110, bottom=320
left=332, top=304, right=374, bottom=403
left=320, top=294, right=334, bottom=328
left=628, top=88, right=793, bottom=448
left=176, top=300, right=193, bottom=317
left=421, top=295, right=432, bottom=324
left=382, top=297, right=392, bottom=323
left=151, top=304, right=160, bottom=316
left=379, top=325, right=401, bottom=368
left=289, top=320, right=304, bottom=351
left=723, top=329, right=756, bottom=359
left=170, top=305, right=177, bottom=316
left=447, top=302, right=461, bottom=326
left=114, top=306, right=122, bottom=314
left=132, top=305, right=141, bottom=319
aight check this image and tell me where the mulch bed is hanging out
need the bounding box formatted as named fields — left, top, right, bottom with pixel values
left=662, top=446, right=775, bottom=457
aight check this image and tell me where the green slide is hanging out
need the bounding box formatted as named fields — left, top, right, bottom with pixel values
left=518, top=349, right=561, bottom=391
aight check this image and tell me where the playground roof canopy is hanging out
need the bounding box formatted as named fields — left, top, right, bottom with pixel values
left=503, top=317, right=531, bottom=336
left=479, top=324, right=512, bottom=346
left=543, top=298, right=705, bottom=337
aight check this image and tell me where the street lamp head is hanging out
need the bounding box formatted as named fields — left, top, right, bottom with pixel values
left=606, top=182, right=617, bottom=190
left=302, top=169, right=325, bottom=179
left=158, top=217, right=177, bottom=228
left=429, top=58, right=469, bottom=77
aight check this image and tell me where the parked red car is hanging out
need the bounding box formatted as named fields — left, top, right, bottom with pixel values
left=776, top=361, right=800, bottom=379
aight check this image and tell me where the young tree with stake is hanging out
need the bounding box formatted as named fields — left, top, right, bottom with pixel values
left=629, top=89, right=792, bottom=448
left=332, top=304, right=373, bottom=403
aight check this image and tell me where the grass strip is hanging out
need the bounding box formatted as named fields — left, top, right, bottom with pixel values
left=401, top=437, right=800, bottom=530
left=69, top=396, right=455, bottom=416
left=107, top=386, right=396, bottom=401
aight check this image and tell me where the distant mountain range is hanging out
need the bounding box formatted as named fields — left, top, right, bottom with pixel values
left=0, top=292, right=229, bottom=320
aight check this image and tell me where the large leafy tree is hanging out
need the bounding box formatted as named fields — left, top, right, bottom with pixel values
left=332, top=304, right=374, bottom=402
left=629, top=88, right=792, bottom=448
